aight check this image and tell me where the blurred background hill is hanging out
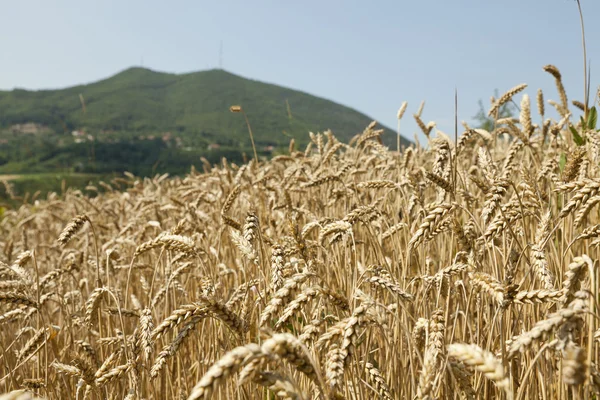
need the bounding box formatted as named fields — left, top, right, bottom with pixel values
left=0, top=67, right=407, bottom=177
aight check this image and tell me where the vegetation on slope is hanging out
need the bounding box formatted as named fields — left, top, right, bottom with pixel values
left=0, top=68, right=408, bottom=176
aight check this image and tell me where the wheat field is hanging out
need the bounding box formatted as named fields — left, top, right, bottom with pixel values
left=0, top=65, right=599, bottom=400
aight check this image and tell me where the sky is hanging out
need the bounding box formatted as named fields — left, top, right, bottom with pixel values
left=1, top=0, right=599, bottom=143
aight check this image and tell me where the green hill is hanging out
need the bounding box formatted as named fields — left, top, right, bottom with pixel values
left=0, top=68, right=410, bottom=176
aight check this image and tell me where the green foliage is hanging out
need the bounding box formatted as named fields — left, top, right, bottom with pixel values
left=567, top=106, right=598, bottom=147
left=587, top=106, right=597, bottom=130
left=570, top=124, right=585, bottom=146
left=559, top=152, right=567, bottom=172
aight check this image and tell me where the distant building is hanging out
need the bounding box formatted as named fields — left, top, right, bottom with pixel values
left=11, top=123, right=50, bottom=134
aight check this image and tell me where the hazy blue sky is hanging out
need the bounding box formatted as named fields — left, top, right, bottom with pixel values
left=1, top=0, right=599, bottom=142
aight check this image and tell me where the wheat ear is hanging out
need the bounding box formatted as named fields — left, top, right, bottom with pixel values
left=448, top=343, right=511, bottom=399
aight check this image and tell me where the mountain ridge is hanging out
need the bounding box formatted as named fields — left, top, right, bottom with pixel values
left=0, top=67, right=410, bottom=148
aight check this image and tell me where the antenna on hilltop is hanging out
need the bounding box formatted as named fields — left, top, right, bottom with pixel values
left=219, top=41, right=223, bottom=70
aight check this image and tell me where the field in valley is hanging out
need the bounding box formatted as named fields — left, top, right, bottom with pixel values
left=0, top=173, right=114, bottom=210
left=1, top=66, right=600, bottom=399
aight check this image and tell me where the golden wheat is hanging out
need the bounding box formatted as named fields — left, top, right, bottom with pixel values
left=1, top=64, right=600, bottom=399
